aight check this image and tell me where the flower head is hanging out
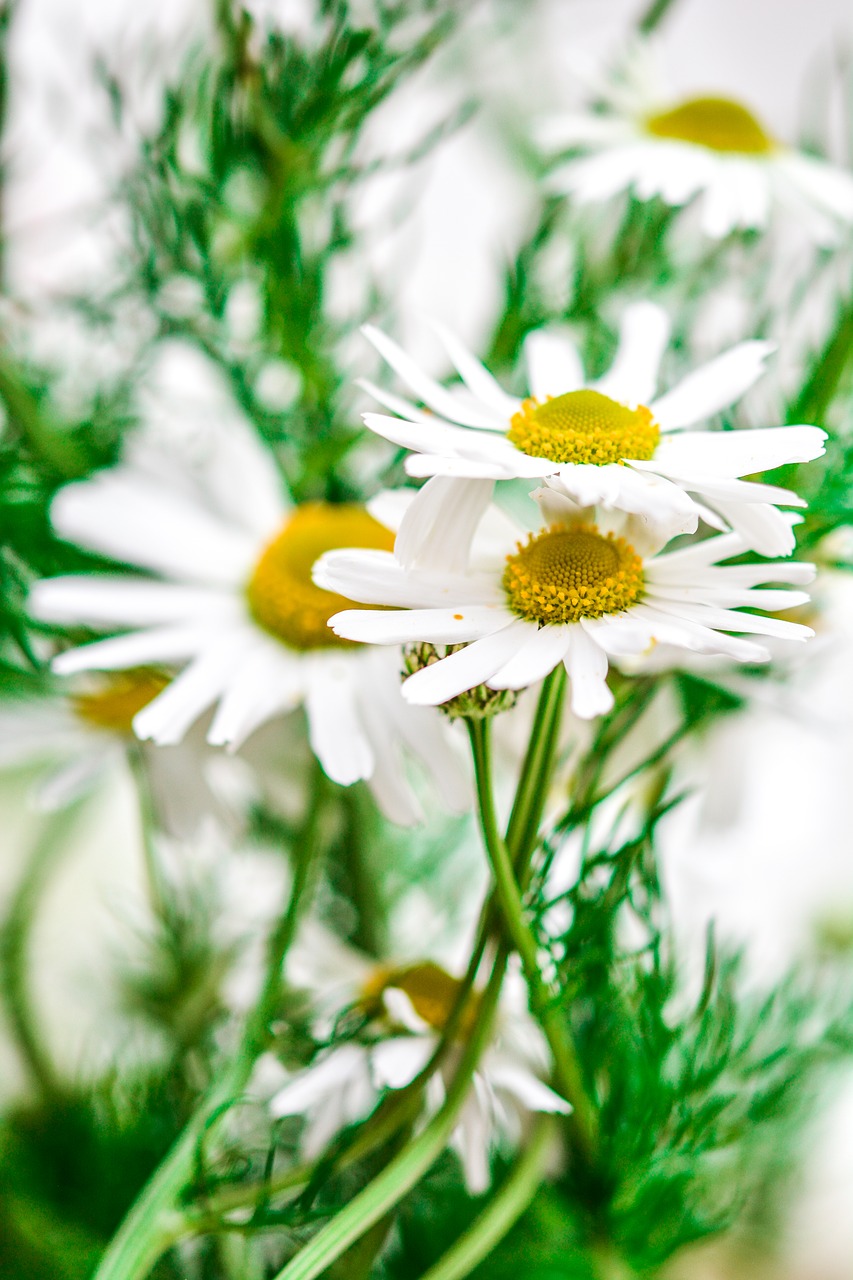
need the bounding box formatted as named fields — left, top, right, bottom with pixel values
left=317, top=489, right=815, bottom=720
left=359, top=308, right=825, bottom=569
left=540, top=40, right=853, bottom=243
left=28, top=424, right=467, bottom=825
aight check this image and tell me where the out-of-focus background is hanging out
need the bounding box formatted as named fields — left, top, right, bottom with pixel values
left=4, top=2, right=853, bottom=1276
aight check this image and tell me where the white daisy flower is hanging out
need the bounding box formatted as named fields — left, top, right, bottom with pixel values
left=540, top=40, right=853, bottom=244
left=27, top=429, right=467, bottom=826
left=269, top=927, right=568, bottom=1193
left=316, top=490, right=816, bottom=720
left=359, top=308, right=825, bottom=565
left=0, top=673, right=225, bottom=835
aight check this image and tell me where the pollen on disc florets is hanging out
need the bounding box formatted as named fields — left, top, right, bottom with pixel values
left=361, top=961, right=480, bottom=1038
left=504, top=523, right=644, bottom=625
left=507, top=389, right=659, bottom=466
left=644, top=96, right=776, bottom=154
left=72, top=670, right=170, bottom=733
left=247, top=503, right=394, bottom=650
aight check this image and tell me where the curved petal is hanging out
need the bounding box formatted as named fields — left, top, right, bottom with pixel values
left=487, top=623, right=572, bottom=691
left=565, top=625, right=613, bottom=718
left=401, top=621, right=527, bottom=705
left=523, top=330, right=585, bottom=400
left=594, top=302, right=670, bottom=406
left=50, top=472, right=257, bottom=586
left=305, top=657, right=375, bottom=786
left=362, top=325, right=503, bottom=429
left=650, top=341, right=776, bottom=430
left=648, top=426, right=826, bottom=479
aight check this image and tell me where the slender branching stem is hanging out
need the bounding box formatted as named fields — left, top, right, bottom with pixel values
left=91, top=761, right=330, bottom=1280
left=417, top=1113, right=557, bottom=1280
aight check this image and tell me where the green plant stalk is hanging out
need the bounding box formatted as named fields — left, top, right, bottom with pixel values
left=467, top=717, right=597, bottom=1161
left=636, top=0, right=681, bottom=34
left=0, top=798, right=88, bottom=1097
left=92, top=764, right=329, bottom=1280
left=787, top=292, right=853, bottom=426
left=269, top=951, right=509, bottom=1280
left=504, top=665, right=567, bottom=869
left=417, top=1113, right=557, bottom=1280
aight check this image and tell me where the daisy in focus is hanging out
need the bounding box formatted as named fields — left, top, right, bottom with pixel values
left=269, top=926, right=568, bottom=1192
left=359, top=307, right=825, bottom=565
left=316, top=489, right=816, bottom=719
left=539, top=40, right=853, bottom=243
left=27, top=427, right=466, bottom=825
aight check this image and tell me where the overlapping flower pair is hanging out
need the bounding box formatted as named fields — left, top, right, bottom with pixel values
left=28, top=302, right=824, bottom=803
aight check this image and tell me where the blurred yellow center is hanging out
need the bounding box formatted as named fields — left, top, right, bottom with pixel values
left=246, top=502, right=394, bottom=650
left=504, top=523, right=643, bottom=625
left=645, top=96, right=775, bottom=154
left=508, top=390, right=659, bottom=466
left=72, top=670, right=169, bottom=733
left=362, top=961, right=479, bottom=1037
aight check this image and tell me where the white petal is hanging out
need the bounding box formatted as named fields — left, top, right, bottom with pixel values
left=207, top=639, right=305, bottom=749
left=305, top=657, right=374, bottom=786
left=594, top=302, right=670, bottom=405
left=402, top=621, right=529, bottom=705
left=778, top=151, right=853, bottom=222
left=488, top=1061, right=572, bottom=1114
left=357, top=378, right=434, bottom=424
left=51, top=624, right=209, bottom=676
left=487, top=623, right=572, bottom=691
left=271, top=1045, right=367, bottom=1117
left=29, top=576, right=237, bottom=628
left=35, top=750, right=114, bottom=810
left=365, top=488, right=414, bottom=534
left=648, top=597, right=813, bottom=641
left=133, top=631, right=256, bottom=744
left=371, top=1037, right=432, bottom=1090
left=648, top=426, right=826, bottom=479
left=50, top=472, right=257, bottom=586
left=430, top=321, right=519, bottom=421
left=706, top=498, right=799, bottom=557
left=315, top=547, right=502, bottom=609
left=329, top=605, right=510, bottom=646
left=565, top=626, right=613, bottom=718
left=362, top=325, right=503, bottom=429
left=395, top=476, right=497, bottom=573
left=523, top=330, right=585, bottom=400
left=650, top=341, right=776, bottom=431
left=626, top=603, right=771, bottom=662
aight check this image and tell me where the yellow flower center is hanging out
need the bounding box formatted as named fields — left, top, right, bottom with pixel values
left=644, top=96, right=775, bottom=154
left=361, top=961, right=479, bottom=1037
left=246, top=503, right=394, bottom=650
left=504, top=523, right=644, bottom=625
left=72, top=670, right=170, bottom=733
left=508, top=389, right=659, bottom=466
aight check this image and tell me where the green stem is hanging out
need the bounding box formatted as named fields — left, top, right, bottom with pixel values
left=127, top=746, right=168, bottom=921
left=505, top=666, right=567, bottom=868
left=0, top=800, right=87, bottom=1097
left=787, top=292, right=853, bottom=425
left=636, top=0, right=681, bottom=34
left=418, top=1113, right=557, bottom=1280
left=269, top=952, right=509, bottom=1280
left=467, top=718, right=597, bottom=1161
left=92, top=763, right=329, bottom=1280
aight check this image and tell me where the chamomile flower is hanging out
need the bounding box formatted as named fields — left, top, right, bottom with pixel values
left=359, top=308, right=825, bottom=565
left=269, top=927, right=568, bottom=1192
left=317, top=490, right=816, bottom=720
left=540, top=40, right=853, bottom=243
left=27, top=427, right=467, bottom=825
left=0, top=672, right=226, bottom=834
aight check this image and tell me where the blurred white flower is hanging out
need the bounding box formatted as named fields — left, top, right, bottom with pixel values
left=359, top=306, right=824, bottom=564
left=269, top=927, right=568, bottom=1193
left=317, top=488, right=815, bottom=719
left=0, top=673, right=225, bottom=835
left=540, top=39, right=853, bottom=244
left=28, top=421, right=467, bottom=825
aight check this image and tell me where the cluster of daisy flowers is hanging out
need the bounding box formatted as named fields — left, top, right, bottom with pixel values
left=24, top=299, right=824, bottom=797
